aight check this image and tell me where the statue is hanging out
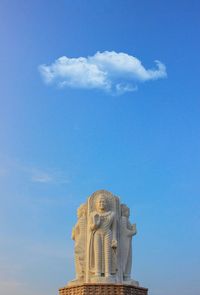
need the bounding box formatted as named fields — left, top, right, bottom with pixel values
left=68, top=190, right=138, bottom=286
left=120, top=204, right=137, bottom=282
left=71, top=204, right=87, bottom=283
left=88, top=193, right=117, bottom=279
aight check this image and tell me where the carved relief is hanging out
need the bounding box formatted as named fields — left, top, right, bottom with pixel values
left=71, top=204, right=87, bottom=283
left=59, top=284, right=148, bottom=295
left=88, top=191, right=118, bottom=279
left=68, top=190, right=138, bottom=286
left=120, top=204, right=137, bottom=281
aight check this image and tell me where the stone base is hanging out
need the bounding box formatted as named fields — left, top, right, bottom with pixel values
left=59, top=284, right=148, bottom=295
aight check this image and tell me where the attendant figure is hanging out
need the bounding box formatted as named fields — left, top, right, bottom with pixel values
left=72, top=204, right=87, bottom=281
left=120, top=204, right=137, bottom=281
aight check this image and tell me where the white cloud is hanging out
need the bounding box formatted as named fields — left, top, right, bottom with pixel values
left=39, top=51, right=167, bottom=95
left=0, top=155, right=70, bottom=185
left=31, top=170, right=54, bottom=183
left=30, top=168, right=70, bottom=184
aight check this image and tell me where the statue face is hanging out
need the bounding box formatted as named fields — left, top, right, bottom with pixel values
left=122, top=205, right=130, bottom=217
left=96, top=195, right=107, bottom=212
left=125, top=208, right=130, bottom=217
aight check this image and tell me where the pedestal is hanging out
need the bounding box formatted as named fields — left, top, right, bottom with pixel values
left=59, top=284, right=148, bottom=295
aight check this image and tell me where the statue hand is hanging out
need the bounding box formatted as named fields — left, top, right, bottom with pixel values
left=132, top=223, right=137, bottom=235
left=71, top=228, right=75, bottom=240
left=90, top=214, right=100, bottom=231
left=93, top=214, right=101, bottom=228
left=94, top=213, right=100, bottom=224
left=111, top=239, right=117, bottom=249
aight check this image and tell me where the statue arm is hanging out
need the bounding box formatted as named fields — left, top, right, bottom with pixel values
left=71, top=227, right=76, bottom=240
left=111, top=213, right=117, bottom=248
left=131, top=223, right=137, bottom=235
left=127, top=222, right=137, bottom=237
left=123, top=220, right=136, bottom=237
left=71, top=222, right=80, bottom=240
left=90, top=213, right=100, bottom=231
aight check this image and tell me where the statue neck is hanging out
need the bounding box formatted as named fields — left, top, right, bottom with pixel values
left=97, top=210, right=111, bottom=216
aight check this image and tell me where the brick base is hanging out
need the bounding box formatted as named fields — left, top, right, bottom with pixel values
left=59, top=284, right=148, bottom=295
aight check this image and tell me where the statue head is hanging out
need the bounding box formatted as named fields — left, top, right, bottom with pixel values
left=77, top=204, right=86, bottom=218
left=96, top=194, right=109, bottom=212
left=121, top=204, right=130, bottom=218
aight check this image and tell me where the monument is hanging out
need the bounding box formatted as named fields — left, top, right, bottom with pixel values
left=59, top=189, right=148, bottom=295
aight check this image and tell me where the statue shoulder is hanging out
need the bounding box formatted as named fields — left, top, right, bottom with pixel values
left=110, top=211, right=116, bottom=219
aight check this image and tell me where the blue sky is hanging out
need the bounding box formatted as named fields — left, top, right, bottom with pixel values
left=0, top=1, right=200, bottom=295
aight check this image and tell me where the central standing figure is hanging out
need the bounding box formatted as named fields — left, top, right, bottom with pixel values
left=89, top=193, right=117, bottom=278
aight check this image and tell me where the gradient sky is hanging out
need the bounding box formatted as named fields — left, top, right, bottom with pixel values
left=0, top=1, right=200, bottom=295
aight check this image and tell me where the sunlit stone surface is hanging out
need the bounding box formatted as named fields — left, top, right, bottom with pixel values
left=59, top=190, right=148, bottom=295
left=69, top=190, right=138, bottom=285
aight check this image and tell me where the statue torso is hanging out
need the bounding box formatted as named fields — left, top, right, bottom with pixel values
left=91, top=211, right=114, bottom=233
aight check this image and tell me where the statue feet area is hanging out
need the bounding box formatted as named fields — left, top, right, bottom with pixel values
left=67, top=277, right=139, bottom=287
left=68, top=275, right=117, bottom=286
left=123, top=279, right=139, bottom=287
left=123, top=275, right=139, bottom=287
left=67, top=276, right=139, bottom=286
left=67, top=278, right=84, bottom=286
left=90, top=274, right=116, bottom=284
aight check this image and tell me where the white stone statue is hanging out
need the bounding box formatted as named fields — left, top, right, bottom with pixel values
left=88, top=193, right=117, bottom=279
left=68, top=190, right=138, bottom=286
left=71, top=204, right=87, bottom=283
left=120, top=204, right=137, bottom=283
